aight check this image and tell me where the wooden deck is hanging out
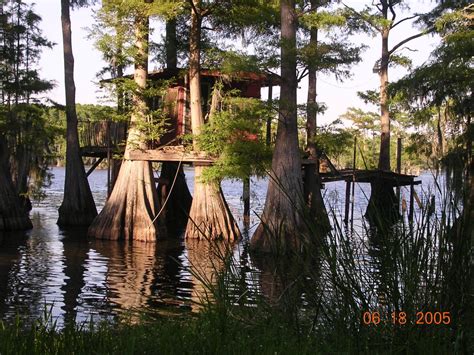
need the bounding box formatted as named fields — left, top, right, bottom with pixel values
left=320, top=169, right=421, bottom=187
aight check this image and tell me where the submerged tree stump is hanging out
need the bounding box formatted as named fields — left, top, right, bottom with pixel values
left=185, top=166, right=240, bottom=240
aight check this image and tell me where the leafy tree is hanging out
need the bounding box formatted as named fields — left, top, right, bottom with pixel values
left=0, top=0, right=53, bottom=229
left=299, top=0, right=363, bottom=229
left=344, top=0, right=433, bottom=222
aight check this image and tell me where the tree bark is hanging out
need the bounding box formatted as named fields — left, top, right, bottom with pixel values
left=0, top=136, right=32, bottom=230
left=185, top=0, right=240, bottom=240
left=58, top=0, right=97, bottom=226
left=304, top=0, right=330, bottom=233
left=251, top=0, right=307, bottom=253
left=88, top=14, right=167, bottom=242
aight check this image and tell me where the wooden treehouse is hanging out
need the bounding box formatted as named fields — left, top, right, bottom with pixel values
left=79, top=68, right=279, bottom=184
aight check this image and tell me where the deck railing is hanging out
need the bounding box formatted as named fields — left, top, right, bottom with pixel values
left=78, top=120, right=128, bottom=148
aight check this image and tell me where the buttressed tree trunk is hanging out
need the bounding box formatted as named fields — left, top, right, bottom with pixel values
left=0, top=136, right=32, bottom=230
left=58, top=0, right=97, bottom=226
left=251, top=0, right=307, bottom=253
left=159, top=18, right=193, bottom=235
left=185, top=0, right=240, bottom=241
left=304, top=0, right=330, bottom=233
left=88, top=14, right=167, bottom=242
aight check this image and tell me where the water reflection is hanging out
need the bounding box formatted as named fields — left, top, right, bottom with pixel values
left=0, top=167, right=442, bottom=326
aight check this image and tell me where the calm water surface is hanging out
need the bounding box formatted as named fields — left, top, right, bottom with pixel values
left=0, top=167, right=439, bottom=326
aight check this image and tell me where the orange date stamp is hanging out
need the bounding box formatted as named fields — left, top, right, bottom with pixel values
left=362, top=311, right=451, bottom=325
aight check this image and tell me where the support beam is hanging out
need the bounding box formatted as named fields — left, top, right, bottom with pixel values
left=409, top=183, right=414, bottom=221
left=344, top=180, right=351, bottom=224
left=243, top=177, right=250, bottom=227
left=396, top=137, right=402, bottom=208
left=86, top=157, right=104, bottom=177
left=266, top=84, right=273, bottom=146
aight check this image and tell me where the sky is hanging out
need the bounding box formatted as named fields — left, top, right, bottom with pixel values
left=31, top=0, right=440, bottom=126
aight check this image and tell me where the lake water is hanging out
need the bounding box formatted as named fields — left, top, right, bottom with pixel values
left=0, top=167, right=442, bottom=326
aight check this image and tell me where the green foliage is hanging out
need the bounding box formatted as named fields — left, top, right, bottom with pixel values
left=314, top=119, right=353, bottom=168
left=196, top=96, right=272, bottom=182
left=0, top=1, right=56, bottom=202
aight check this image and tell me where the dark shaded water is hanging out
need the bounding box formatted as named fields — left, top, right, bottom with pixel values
left=0, top=167, right=439, bottom=326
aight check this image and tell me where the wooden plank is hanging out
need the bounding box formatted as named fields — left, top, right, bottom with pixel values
left=125, top=149, right=215, bottom=164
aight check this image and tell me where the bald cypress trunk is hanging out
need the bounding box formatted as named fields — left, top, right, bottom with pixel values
left=251, top=0, right=307, bottom=253
left=0, top=136, right=32, bottom=230
left=88, top=15, right=166, bottom=242
left=185, top=0, right=240, bottom=240
left=304, top=0, right=329, bottom=233
left=366, top=1, right=398, bottom=223
left=58, top=0, right=97, bottom=226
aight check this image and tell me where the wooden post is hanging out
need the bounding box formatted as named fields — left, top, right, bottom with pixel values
left=266, top=83, right=273, bottom=146
left=350, top=137, right=357, bottom=230
left=106, top=120, right=111, bottom=197
left=344, top=180, right=351, bottom=224
left=243, top=176, right=250, bottom=227
left=396, top=137, right=402, bottom=208
left=409, top=182, right=414, bottom=221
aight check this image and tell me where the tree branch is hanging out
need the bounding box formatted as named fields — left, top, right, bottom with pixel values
left=388, top=28, right=433, bottom=56
left=391, top=14, right=419, bottom=29
left=186, top=0, right=200, bottom=19
left=388, top=3, right=396, bottom=22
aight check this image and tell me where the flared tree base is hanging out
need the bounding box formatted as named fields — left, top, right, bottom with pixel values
left=0, top=171, right=32, bottom=231
left=303, top=164, right=330, bottom=236
left=366, top=179, right=400, bottom=228
left=88, top=160, right=167, bottom=242
left=185, top=166, right=240, bottom=241
left=57, top=208, right=98, bottom=227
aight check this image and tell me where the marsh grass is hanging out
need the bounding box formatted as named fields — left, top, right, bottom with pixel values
left=184, top=174, right=471, bottom=353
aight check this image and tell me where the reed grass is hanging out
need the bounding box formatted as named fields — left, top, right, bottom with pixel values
left=0, top=174, right=471, bottom=354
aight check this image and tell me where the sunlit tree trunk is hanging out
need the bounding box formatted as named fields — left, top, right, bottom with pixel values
left=88, top=14, right=166, bottom=242
left=185, top=0, right=240, bottom=240
left=251, top=0, right=307, bottom=253
left=58, top=0, right=97, bottom=226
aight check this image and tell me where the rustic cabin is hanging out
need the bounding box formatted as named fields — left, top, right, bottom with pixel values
left=80, top=67, right=279, bottom=158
